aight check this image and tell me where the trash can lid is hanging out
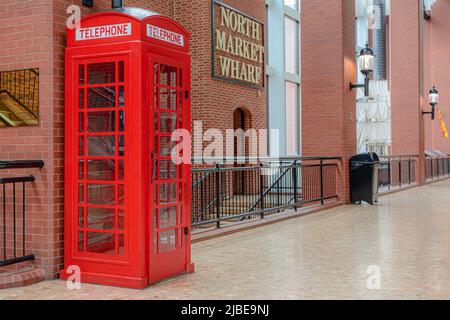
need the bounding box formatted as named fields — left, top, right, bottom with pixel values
left=350, top=152, right=379, bottom=163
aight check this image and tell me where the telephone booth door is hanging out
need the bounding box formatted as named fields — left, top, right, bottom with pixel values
left=149, top=55, right=191, bottom=284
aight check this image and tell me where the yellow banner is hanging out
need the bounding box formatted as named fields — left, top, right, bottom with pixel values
left=437, top=108, right=449, bottom=139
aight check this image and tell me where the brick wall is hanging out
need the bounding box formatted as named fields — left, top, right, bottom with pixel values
left=390, top=0, right=428, bottom=183
left=390, top=0, right=423, bottom=157
left=0, top=0, right=267, bottom=278
left=0, top=0, right=59, bottom=278
left=301, top=0, right=356, bottom=203
left=423, top=0, right=450, bottom=154
left=176, top=0, right=267, bottom=159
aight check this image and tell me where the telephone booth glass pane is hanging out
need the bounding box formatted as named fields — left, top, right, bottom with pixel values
left=77, top=61, right=126, bottom=257
left=153, top=63, right=184, bottom=255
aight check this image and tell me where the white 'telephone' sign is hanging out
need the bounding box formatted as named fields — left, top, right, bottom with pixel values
left=147, top=24, right=184, bottom=47
left=76, top=23, right=132, bottom=41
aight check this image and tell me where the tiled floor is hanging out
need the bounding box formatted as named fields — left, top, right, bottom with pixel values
left=1, top=179, right=450, bottom=300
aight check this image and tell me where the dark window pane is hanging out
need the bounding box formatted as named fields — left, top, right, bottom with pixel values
left=87, top=160, right=115, bottom=181
left=118, top=209, right=124, bottom=230
left=87, top=207, right=115, bottom=230
left=79, top=89, right=85, bottom=109
left=160, top=64, right=177, bottom=87
left=88, top=62, right=115, bottom=84
left=87, top=184, right=115, bottom=205
left=119, top=110, right=125, bottom=132
left=118, top=135, right=125, bottom=156
left=118, top=61, right=124, bottom=82
left=118, top=233, right=125, bottom=256
left=79, top=136, right=84, bottom=156
left=118, top=184, right=124, bottom=206
left=160, top=136, right=175, bottom=156
left=79, top=160, right=85, bottom=179
left=160, top=113, right=177, bottom=133
left=78, top=207, right=85, bottom=229
left=160, top=183, right=177, bottom=205
left=160, top=88, right=177, bottom=110
left=118, top=160, right=124, bottom=180
left=87, top=232, right=115, bottom=254
left=159, top=229, right=176, bottom=253
left=88, top=87, right=115, bottom=109
left=79, top=184, right=84, bottom=203
left=159, top=206, right=177, bottom=229
left=87, top=136, right=115, bottom=156
left=119, top=86, right=125, bottom=107
left=87, top=111, right=115, bottom=132
left=160, top=160, right=176, bottom=180
left=79, top=65, right=85, bottom=85
left=78, top=231, right=84, bottom=252
left=79, top=113, right=84, bottom=132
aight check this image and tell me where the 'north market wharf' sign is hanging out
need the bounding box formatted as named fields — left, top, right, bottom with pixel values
left=212, top=1, right=265, bottom=88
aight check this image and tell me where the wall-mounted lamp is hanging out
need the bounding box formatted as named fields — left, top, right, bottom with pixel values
left=423, top=86, right=439, bottom=120
left=350, top=44, right=375, bottom=97
left=82, top=0, right=94, bottom=7
left=112, top=0, right=123, bottom=8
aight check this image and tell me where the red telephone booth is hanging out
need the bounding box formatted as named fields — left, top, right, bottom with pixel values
left=61, top=8, right=193, bottom=289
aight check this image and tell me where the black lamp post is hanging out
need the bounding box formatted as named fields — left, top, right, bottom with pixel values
left=423, top=86, right=439, bottom=120
left=350, top=44, right=375, bottom=97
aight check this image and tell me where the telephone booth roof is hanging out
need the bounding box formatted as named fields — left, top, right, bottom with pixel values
left=66, top=7, right=190, bottom=53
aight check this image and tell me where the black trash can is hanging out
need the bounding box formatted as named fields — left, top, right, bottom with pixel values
left=349, top=153, right=380, bottom=205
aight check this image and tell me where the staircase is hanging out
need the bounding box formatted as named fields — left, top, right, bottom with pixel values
left=0, top=69, right=39, bottom=127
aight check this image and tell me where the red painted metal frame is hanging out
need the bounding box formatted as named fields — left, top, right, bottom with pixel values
left=61, top=12, right=192, bottom=289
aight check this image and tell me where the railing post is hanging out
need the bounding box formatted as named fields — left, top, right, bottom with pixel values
left=398, top=158, right=402, bottom=188
left=2, top=184, right=5, bottom=260
left=320, top=160, right=324, bottom=205
left=408, top=157, right=411, bottom=185
left=200, top=177, right=204, bottom=222
left=277, top=161, right=281, bottom=211
left=13, top=182, right=16, bottom=259
left=215, top=164, right=221, bottom=229
left=430, top=158, right=433, bottom=181
left=260, top=163, right=264, bottom=219
left=293, top=160, right=298, bottom=211
left=388, top=160, right=391, bottom=190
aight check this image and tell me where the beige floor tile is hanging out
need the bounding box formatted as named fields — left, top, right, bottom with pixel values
left=1, top=180, right=450, bottom=300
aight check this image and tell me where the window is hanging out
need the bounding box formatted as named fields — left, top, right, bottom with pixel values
left=285, top=17, right=299, bottom=75
left=285, top=82, right=299, bottom=155
left=0, top=68, right=39, bottom=127
left=267, top=0, right=301, bottom=156
left=284, top=0, right=299, bottom=11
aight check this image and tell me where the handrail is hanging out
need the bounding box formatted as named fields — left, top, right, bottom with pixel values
left=192, top=156, right=342, bottom=164
left=247, top=162, right=296, bottom=213
left=0, top=160, right=44, bottom=170
left=0, top=90, right=39, bottom=119
left=0, top=162, right=41, bottom=268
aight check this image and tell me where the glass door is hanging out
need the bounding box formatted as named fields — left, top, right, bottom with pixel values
left=76, top=58, right=128, bottom=259
left=150, top=56, right=188, bottom=282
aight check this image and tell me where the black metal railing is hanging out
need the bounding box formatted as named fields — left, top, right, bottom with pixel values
left=191, top=157, right=341, bottom=230
left=378, top=155, right=418, bottom=193
left=426, top=156, right=450, bottom=181
left=0, top=160, right=43, bottom=267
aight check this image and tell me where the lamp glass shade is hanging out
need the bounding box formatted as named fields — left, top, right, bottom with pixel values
left=359, top=54, right=374, bottom=73
left=429, top=92, right=439, bottom=105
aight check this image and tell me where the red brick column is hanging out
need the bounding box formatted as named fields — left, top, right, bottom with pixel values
left=423, top=0, right=450, bottom=154
left=390, top=0, right=426, bottom=184
left=301, top=0, right=357, bottom=203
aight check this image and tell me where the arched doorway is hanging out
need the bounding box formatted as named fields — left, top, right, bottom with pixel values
left=233, top=107, right=252, bottom=195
